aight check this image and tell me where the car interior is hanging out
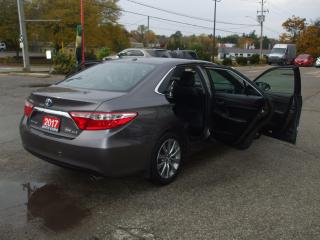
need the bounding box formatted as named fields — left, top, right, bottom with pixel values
left=165, top=65, right=301, bottom=146
left=205, top=68, right=267, bottom=144
left=168, top=67, right=207, bottom=137
left=254, top=67, right=301, bottom=143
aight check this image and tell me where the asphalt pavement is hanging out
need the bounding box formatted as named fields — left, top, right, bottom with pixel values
left=0, top=66, right=320, bottom=240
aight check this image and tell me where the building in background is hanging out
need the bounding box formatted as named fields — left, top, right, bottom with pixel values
left=218, top=47, right=271, bottom=60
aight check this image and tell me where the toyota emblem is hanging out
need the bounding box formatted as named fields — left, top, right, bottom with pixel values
left=44, top=98, right=53, bottom=107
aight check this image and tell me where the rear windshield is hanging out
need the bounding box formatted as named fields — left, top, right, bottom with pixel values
left=297, top=54, right=309, bottom=59
left=60, top=62, right=155, bottom=92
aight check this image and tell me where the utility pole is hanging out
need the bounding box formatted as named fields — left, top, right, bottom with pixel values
left=17, top=0, right=30, bottom=71
left=257, top=0, right=268, bottom=58
left=80, top=0, right=85, bottom=64
left=147, top=16, right=150, bottom=47
left=212, top=0, right=221, bottom=63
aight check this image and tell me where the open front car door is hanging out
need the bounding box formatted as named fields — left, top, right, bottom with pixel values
left=254, top=66, right=302, bottom=144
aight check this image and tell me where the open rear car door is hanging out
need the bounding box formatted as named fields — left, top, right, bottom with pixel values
left=254, top=66, right=302, bottom=144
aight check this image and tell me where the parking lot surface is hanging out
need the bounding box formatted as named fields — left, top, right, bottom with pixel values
left=0, top=66, right=320, bottom=240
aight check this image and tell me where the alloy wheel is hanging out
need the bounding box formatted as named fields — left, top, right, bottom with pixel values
left=156, top=138, right=181, bottom=179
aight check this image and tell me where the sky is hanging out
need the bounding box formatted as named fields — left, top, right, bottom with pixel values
left=118, top=0, right=320, bottom=39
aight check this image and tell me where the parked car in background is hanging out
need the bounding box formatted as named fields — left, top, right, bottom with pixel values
left=20, top=58, right=302, bottom=185
left=103, top=48, right=171, bottom=60
left=170, top=50, right=199, bottom=60
left=315, top=57, right=320, bottom=68
left=294, top=54, right=315, bottom=67
left=0, top=42, right=6, bottom=51
left=268, top=44, right=296, bottom=65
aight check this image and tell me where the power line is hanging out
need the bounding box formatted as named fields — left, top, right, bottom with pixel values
left=121, top=9, right=248, bottom=34
left=120, top=21, right=208, bottom=35
left=125, top=0, right=258, bottom=27
left=151, top=15, right=253, bottom=32
left=268, top=1, right=292, bottom=17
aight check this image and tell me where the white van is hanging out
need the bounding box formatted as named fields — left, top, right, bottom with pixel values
left=268, top=44, right=296, bottom=65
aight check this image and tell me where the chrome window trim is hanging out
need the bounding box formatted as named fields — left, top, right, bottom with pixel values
left=154, top=67, right=176, bottom=95
left=33, top=107, right=71, bottom=118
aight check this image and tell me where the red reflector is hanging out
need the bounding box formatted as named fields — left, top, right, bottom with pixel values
left=24, top=100, right=34, bottom=117
left=69, top=112, right=138, bottom=130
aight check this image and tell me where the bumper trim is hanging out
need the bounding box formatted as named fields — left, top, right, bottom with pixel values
left=33, top=106, right=71, bottom=118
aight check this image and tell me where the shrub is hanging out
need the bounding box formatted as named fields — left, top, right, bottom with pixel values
left=249, top=54, right=260, bottom=64
left=85, top=51, right=97, bottom=61
left=53, top=50, right=76, bottom=74
left=222, top=58, right=233, bottom=66
left=260, top=56, right=268, bottom=64
left=236, top=56, right=248, bottom=66
left=96, top=47, right=111, bottom=60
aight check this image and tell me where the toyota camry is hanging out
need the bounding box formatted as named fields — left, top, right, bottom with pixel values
left=20, top=58, right=302, bottom=184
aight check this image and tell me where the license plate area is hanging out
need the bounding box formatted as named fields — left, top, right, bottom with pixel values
left=41, top=115, right=61, bottom=132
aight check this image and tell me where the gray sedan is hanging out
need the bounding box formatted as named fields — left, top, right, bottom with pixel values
left=20, top=58, right=302, bottom=184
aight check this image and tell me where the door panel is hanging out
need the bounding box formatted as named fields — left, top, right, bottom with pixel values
left=212, top=92, right=266, bottom=143
left=254, top=67, right=302, bottom=144
left=205, top=67, right=269, bottom=146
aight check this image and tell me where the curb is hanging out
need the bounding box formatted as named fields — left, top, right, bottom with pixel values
left=7, top=72, right=51, bottom=78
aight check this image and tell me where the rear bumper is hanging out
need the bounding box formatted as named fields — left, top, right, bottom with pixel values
left=20, top=117, right=152, bottom=177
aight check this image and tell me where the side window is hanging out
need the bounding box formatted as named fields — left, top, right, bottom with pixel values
left=126, top=50, right=144, bottom=56
left=207, top=68, right=260, bottom=96
left=171, top=67, right=204, bottom=90
left=255, top=68, right=294, bottom=96
left=207, top=69, right=242, bottom=94
left=157, top=66, right=204, bottom=94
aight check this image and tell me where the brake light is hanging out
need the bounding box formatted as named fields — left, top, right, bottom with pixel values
left=69, top=112, right=138, bottom=130
left=24, top=100, right=34, bottom=117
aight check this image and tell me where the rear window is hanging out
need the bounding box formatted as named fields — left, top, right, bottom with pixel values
left=146, top=50, right=171, bottom=58
left=60, top=62, right=155, bottom=92
left=297, top=54, right=309, bottom=59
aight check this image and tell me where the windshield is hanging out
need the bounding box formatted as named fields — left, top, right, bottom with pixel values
left=271, top=48, right=286, bottom=54
left=60, top=62, right=155, bottom=92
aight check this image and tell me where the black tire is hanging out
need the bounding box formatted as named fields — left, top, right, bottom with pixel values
left=150, top=132, right=183, bottom=185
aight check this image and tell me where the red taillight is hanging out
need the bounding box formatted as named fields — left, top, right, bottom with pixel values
left=24, top=100, right=34, bottom=117
left=69, top=112, right=138, bottom=130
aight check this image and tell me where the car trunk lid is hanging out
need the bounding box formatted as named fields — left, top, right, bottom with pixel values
left=27, top=85, right=126, bottom=138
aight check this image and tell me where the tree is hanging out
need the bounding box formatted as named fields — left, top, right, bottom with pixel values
left=218, top=34, right=240, bottom=44
left=145, top=30, right=157, bottom=47
left=25, top=0, right=124, bottom=51
left=280, top=16, right=306, bottom=43
left=167, top=31, right=184, bottom=50
left=297, top=25, right=320, bottom=57
left=312, top=18, right=320, bottom=27
left=0, top=0, right=22, bottom=56
left=101, top=24, right=130, bottom=52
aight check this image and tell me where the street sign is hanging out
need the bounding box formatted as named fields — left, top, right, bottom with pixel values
left=46, top=50, right=52, bottom=60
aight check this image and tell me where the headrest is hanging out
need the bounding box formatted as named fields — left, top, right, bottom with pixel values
left=178, top=71, right=195, bottom=87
